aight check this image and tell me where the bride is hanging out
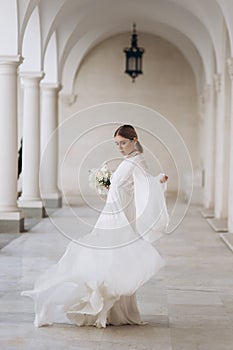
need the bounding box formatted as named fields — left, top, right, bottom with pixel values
left=21, top=124, right=169, bottom=328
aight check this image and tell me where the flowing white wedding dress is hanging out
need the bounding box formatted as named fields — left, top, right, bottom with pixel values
left=21, top=152, right=169, bottom=328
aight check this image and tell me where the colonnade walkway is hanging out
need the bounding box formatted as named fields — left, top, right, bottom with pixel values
left=1, top=198, right=233, bottom=350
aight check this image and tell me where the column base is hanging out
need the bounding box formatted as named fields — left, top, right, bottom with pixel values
left=220, top=233, right=233, bottom=253
left=207, top=218, right=228, bottom=232
left=17, top=199, right=47, bottom=218
left=42, top=193, right=62, bottom=208
left=0, top=211, right=24, bottom=233
left=200, top=208, right=214, bottom=218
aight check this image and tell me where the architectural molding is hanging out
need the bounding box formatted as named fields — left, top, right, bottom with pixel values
left=199, top=84, right=212, bottom=117
left=0, top=55, right=23, bottom=64
left=59, top=93, right=77, bottom=106
left=227, top=57, right=233, bottom=80
left=0, top=56, right=23, bottom=76
left=20, top=71, right=44, bottom=86
left=203, top=83, right=211, bottom=103
left=213, top=73, right=222, bottom=93
left=40, top=82, right=62, bottom=92
left=199, top=93, right=205, bottom=119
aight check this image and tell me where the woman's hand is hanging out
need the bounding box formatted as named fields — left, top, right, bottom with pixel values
left=160, top=175, right=168, bottom=183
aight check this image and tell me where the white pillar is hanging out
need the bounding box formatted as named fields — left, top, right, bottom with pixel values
left=227, top=58, right=233, bottom=232
left=40, top=83, right=62, bottom=208
left=213, top=73, right=228, bottom=219
left=0, top=56, right=24, bottom=232
left=18, top=72, right=46, bottom=218
left=203, top=83, right=215, bottom=209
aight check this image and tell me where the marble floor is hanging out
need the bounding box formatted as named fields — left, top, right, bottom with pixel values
left=1, top=198, right=233, bottom=350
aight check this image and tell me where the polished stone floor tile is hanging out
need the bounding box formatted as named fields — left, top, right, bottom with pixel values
left=1, top=201, right=233, bottom=349
left=170, top=328, right=199, bottom=350
left=101, top=325, right=172, bottom=350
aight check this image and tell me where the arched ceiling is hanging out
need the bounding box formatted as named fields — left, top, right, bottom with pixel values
left=16, top=0, right=230, bottom=94
left=216, top=0, right=233, bottom=54
left=61, top=22, right=203, bottom=95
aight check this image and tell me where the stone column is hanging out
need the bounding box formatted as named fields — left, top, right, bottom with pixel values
left=202, top=83, right=215, bottom=212
left=18, top=72, right=46, bottom=218
left=0, top=56, right=24, bottom=232
left=207, top=73, right=229, bottom=232
left=227, top=58, right=233, bottom=232
left=40, top=83, right=62, bottom=208
left=213, top=73, right=228, bottom=219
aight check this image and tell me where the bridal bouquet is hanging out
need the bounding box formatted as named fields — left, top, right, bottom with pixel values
left=89, top=162, right=112, bottom=195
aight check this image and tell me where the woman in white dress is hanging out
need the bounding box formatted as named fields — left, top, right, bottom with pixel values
left=22, top=124, right=169, bottom=328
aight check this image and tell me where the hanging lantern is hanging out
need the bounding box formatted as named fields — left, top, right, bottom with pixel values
left=124, top=23, right=145, bottom=82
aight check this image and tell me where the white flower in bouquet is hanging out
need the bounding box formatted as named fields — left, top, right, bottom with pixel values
left=89, top=162, right=112, bottom=195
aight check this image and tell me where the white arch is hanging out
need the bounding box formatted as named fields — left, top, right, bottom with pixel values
left=143, top=22, right=203, bottom=93
left=0, top=0, right=19, bottom=55
left=57, top=1, right=215, bottom=94
left=31, top=0, right=216, bottom=84
left=61, top=22, right=204, bottom=96
left=16, top=0, right=226, bottom=88
left=169, top=0, right=226, bottom=72
left=20, top=6, right=42, bottom=72
left=18, top=0, right=40, bottom=52
left=38, top=0, right=97, bottom=58
left=217, top=0, right=233, bottom=57
left=43, top=31, right=58, bottom=83
left=39, top=0, right=66, bottom=58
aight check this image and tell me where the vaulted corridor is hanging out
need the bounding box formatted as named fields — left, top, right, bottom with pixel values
left=1, top=1, right=233, bottom=348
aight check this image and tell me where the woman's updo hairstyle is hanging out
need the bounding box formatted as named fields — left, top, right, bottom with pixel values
left=114, top=124, right=143, bottom=153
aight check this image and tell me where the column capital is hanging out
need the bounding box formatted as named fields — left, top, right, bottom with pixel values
left=213, top=73, right=222, bottom=93
left=40, top=82, right=62, bottom=92
left=0, top=55, right=23, bottom=74
left=227, top=57, right=233, bottom=80
left=0, top=55, right=23, bottom=64
left=20, top=71, right=44, bottom=87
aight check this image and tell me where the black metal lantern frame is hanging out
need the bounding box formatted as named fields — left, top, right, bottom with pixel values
left=124, top=24, right=145, bottom=82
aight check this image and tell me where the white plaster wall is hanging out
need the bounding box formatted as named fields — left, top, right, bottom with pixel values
left=58, top=33, right=198, bottom=197
left=0, top=0, right=18, bottom=55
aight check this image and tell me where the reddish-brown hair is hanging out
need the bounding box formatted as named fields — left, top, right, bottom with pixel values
left=114, top=125, right=143, bottom=153
left=114, top=124, right=137, bottom=140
